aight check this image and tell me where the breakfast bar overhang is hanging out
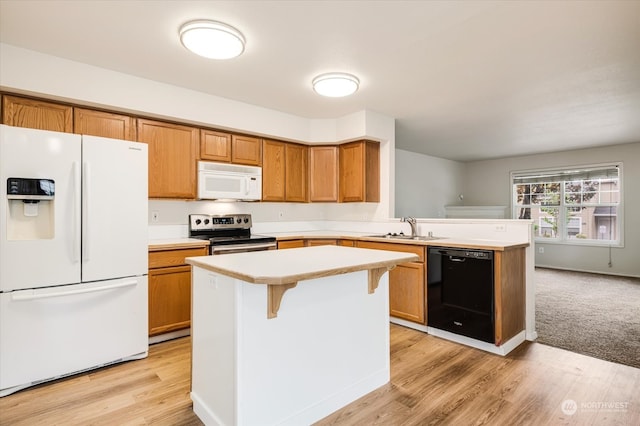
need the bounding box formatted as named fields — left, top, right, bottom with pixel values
left=186, top=245, right=419, bottom=426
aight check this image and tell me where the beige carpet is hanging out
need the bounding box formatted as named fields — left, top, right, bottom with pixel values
left=535, top=267, right=640, bottom=369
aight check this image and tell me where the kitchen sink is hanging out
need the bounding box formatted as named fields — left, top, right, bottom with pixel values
left=366, top=234, right=442, bottom=241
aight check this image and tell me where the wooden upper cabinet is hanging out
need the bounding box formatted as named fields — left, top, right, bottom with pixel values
left=263, top=140, right=308, bottom=202
left=137, top=118, right=199, bottom=199
left=200, top=129, right=232, bottom=162
left=262, top=139, right=286, bottom=201
left=285, top=143, right=308, bottom=202
left=73, top=107, right=136, bottom=140
left=2, top=95, right=72, bottom=132
left=232, top=134, right=262, bottom=166
left=339, top=140, right=380, bottom=202
left=309, top=146, right=338, bottom=202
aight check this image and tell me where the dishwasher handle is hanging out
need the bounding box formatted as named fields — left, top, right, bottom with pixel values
left=429, top=247, right=493, bottom=260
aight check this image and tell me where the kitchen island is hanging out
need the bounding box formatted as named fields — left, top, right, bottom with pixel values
left=185, top=245, right=418, bottom=426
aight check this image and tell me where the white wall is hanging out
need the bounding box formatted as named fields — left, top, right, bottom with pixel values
left=463, top=142, right=640, bottom=277
left=147, top=199, right=384, bottom=227
left=394, top=149, right=465, bottom=218
left=0, top=43, right=395, bottom=222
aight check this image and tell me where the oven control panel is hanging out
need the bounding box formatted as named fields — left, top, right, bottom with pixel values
left=189, top=214, right=252, bottom=231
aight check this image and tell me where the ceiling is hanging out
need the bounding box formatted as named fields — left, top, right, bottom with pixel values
left=1, top=1, right=639, bottom=162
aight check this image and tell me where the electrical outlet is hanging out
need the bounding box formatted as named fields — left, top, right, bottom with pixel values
left=278, top=211, right=284, bottom=220
left=538, top=247, right=544, bottom=254
left=495, top=224, right=506, bottom=232
left=151, top=211, right=159, bottom=223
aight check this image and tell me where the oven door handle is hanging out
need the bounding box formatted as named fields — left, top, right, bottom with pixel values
left=211, top=242, right=277, bottom=254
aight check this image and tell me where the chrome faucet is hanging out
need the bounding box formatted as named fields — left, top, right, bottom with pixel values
left=401, top=216, right=418, bottom=237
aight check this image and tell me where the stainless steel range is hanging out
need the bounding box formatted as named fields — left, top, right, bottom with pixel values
left=189, top=214, right=277, bottom=255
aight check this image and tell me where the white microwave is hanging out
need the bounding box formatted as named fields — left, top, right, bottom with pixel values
left=197, top=161, right=262, bottom=201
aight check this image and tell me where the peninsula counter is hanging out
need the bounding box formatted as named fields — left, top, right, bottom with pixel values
left=186, top=245, right=418, bottom=426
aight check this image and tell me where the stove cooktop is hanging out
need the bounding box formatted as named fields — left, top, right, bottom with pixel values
left=192, top=233, right=276, bottom=246
left=188, top=213, right=275, bottom=246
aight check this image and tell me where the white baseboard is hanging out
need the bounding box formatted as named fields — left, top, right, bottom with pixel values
left=390, top=318, right=528, bottom=355
left=426, top=327, right=526, bottom=356
left=149, top=328, right=190, bottom=345
left=535, top=265, right=640, bottom=279
left=389, top=316, right=428, bottom=332
left=192, top=392, right=225, bottom=426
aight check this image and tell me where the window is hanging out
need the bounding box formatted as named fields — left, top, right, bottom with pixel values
left=512, top=164, right=621, bottom=244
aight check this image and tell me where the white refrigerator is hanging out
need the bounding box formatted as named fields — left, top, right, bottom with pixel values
left=0, top=124, right=149, bottom=397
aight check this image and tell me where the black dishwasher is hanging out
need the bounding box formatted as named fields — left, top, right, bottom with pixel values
left=427, top=247, right=495, bottom=343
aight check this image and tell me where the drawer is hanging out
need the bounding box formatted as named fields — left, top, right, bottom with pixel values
left=148, top=247, right=208, bottom=269
left=355, top=241, right=425, bottom=263
left=306, top=239, right=338, bottom=246
left=277, top=240, right=306, bottom=250
left=338, top=239, right=356, bottom=247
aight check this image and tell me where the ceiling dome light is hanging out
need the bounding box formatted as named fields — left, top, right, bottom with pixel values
left=312, top=73, right=360, bottom=97
left=179, top=20, right=245, bottom=59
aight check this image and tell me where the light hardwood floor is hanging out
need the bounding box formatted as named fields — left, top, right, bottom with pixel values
left=1, top=325, right=638, bottom=425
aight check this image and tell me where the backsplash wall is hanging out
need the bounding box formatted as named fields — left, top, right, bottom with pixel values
left=148, top=200, right=381, bottom=226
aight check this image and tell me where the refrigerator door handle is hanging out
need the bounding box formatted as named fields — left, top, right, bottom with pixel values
left=82, top=161, right=90, bottom=262
left=11, top=279, right=138, bottom=301
left=72, top=161, right=81, bottom=263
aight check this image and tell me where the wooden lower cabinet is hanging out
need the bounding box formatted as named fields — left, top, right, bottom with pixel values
left=389, top=262, right=425, bottom=323
left=148, top=246, right=208, bottom=336
left=277, top=239, right=305, bottom=249
left=279, top=239, right=354, bottom=249
left=356, top=241, right=427, bottom=325
left=148, top=265, right=192, bottom=336
left=306, top=239, right=337, bottom=246
left=494, top=247, right=526, bottom=345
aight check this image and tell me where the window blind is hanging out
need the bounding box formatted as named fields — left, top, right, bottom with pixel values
left=512, top=164, right=619, bottom=184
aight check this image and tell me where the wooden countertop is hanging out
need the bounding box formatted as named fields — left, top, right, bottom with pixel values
left=185, top=245, right=418, bottom=286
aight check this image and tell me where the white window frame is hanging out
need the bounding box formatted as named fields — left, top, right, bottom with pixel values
left=511, top=163, right=623, bottom=247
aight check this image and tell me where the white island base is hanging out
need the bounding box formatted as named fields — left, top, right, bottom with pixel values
left=188, top=246, right=418, bottom=426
